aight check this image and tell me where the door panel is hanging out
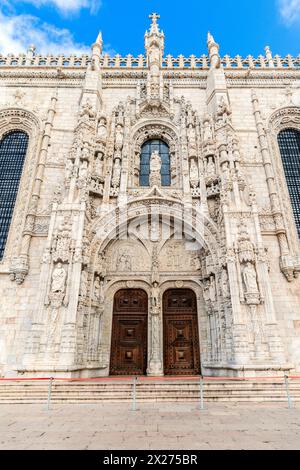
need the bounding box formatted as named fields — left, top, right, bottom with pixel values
left=110, top=289, right=148, bottom=376
left=163, top=289, right=200, bottom=376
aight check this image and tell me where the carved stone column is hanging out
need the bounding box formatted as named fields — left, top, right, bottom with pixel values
left=147, top=282, right=164, bottom=376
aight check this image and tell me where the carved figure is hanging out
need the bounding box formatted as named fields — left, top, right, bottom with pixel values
left=97, top=117, right=107, bottom=141
left=117, top=252, right=132, bottom=271
left=242, top=262, right=259, bottom=293
left=51, top=263, right=67, bottom=293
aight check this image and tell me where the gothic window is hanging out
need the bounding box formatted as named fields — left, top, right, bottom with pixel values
left=0, top=131, right=29, bottom=260
left=278, top=128, right=300, bottom=238
left=140, top=139, right=171, bottom=187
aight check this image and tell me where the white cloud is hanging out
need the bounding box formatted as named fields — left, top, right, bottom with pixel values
left=278, top=0, right=300, bottom=24
left=9, top=1, right=102, bottom=14
left=0, top=11, right=89, bottom=55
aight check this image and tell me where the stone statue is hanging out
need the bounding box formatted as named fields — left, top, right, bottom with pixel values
left=203, top=118, right=213, bottom=142
left=206, top=156, right=216, bottom=177
left=51, top=263, right=67, bottom=293
left=94, top=152, right=104, bottom=178
left=221, top=268, right=230, bottom=299
left=97, top=117, right=107, bottom=141
left=80, top=268, right=88, bottom=298
left=149, top=150, right=161, bottom=186
left=112, top=158, right=121, bottom=187
left=94, top=276, right=104, bottom=303
left=151, top=281, right=160, bottom=309
left=242, top=262, right=259, bottom=293
left=81, top=141, right=90, bottom=161
left=115, top=124, right=124, bottom=150
left=209, top=275, right=217, bottom=302
left=189, top=159, right=199, bottom=188
left=79, top=160, right=89, bottom=179
left=150, top=150, right=161, bottom=172
left=65, top=159, right=73, bottom=180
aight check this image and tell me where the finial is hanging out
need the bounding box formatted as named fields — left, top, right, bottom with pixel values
left=95, top=31, right=103, bottom=46
left=207, top=31, right=220, bottom=69
left=207, top=32, right=215, bottom=46
left=149, top=13, right=160, bottom=24
left=91, top=31, right=103, bottom=70
left=27, top=44, right=36, bottom=54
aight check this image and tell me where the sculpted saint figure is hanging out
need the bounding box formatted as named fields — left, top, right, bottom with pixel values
left=151, top=281, right=160, bottom=309
left=51, top=263, right=67, bottom=293
left=206, top=156, right=216, bottom=176
left=115, top=124, right=124, bottom=150
left=94, top=152, right=104, bottom=178
left=97, top=117, right=107, bottom=141
left=150, top=150, right=161, bottom=172
left=242, top=262, right=259, bottom=293
left=203, top=118, right=213, bottom=142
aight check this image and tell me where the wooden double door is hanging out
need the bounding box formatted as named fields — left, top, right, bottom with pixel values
left=110, top=288, right=200, bottom=376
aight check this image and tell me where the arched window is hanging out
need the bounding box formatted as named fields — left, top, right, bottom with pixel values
left=277, top=128, right=300, bottom=238
left=0, top=131, right=29, bottom=260
left=140, top=139, right=171, bottom=187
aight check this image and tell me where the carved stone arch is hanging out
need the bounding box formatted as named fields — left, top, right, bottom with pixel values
left=268, top=106, right=300, bottom=252
left=0, top=107, right=41, bottom=265
left=129, top=120, right=180, bottom=188
left=89, top=197, right=221, bottom=271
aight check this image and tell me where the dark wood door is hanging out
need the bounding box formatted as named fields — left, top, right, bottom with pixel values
left=110, top=289, right=148, bottom=376
left=163, top=289, right=200, bottom=376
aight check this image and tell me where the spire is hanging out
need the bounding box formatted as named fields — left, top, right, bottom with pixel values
left=145, top=12, right=165, bottom=67
left=207, top=31, right=220, bottom=69
left=91, top=31, right=103, bottom=70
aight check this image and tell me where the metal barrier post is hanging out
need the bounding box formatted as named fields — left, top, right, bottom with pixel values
left=47, top=377, right=53, bottom=411
left=199, top=376, right=205, bottom=411
left=284, top=375, right=293, bottom=409
left=131, top=376, right=138, bottom=411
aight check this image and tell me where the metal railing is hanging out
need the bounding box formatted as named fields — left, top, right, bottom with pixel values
left=0, top=374, right=299, bottom=411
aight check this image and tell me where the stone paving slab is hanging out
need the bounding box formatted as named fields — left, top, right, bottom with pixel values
left=0, top=403, right=300, bottom=450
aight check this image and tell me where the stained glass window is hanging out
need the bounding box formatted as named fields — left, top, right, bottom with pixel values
left=0, top=131, right=29, bottom=259
left=140, top=139, right=171, bottom=187
left=277, top=128, right=300, bottom=238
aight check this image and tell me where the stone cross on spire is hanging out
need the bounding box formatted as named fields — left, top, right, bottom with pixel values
left=149, top=12, right=160, bottom=23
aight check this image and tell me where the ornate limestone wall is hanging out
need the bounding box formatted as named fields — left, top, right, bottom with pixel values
left=0, top=16, right=299, bottom=377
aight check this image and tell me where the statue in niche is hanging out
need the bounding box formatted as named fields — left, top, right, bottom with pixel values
left=112, top=158, right=121, bottom=187
left=149, top=150, right=161, bottom=186
left=242, top=262, right=259, bottom=293
left=206, top=156, right=216, bottom=177
left=81, top=141, right=90, bottom=161
left=97, top=117, right=107, bottom=141
left=80, top=268, right=89, bottom=298
left=189, top=159, right=199, bottom=188
left=187, top=124, right=197, bottom=156
left=221, top=268, right=230, bottom=299
left=203, top=118, right=213, bottom=142
left=65, top=158, right=73, bottom=180
left=202, top=279, right=211, bottom=303
left=151, top=281, right=160, bottom=310
left=116, top=252, right=132, bottom=271
left=115, top=124, right=124, bottom=150
left=94, top=275, right=104, bottom=303
left=51, top=263, right=67, bottom=294
left=79, top=160, right=89, bottom=179
left=94, top=152, right=104, bottom=178
left=209, top=275, right=216, bottom=302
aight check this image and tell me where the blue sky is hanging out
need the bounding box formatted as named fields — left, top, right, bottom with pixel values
left=0, top=0, right=300, bottom=57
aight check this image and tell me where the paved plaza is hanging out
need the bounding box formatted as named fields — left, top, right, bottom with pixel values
left=0, top=402, right=300, bottom=450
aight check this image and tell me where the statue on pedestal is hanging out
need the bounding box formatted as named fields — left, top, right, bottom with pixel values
left=149, top=150, right=161, bottom=186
